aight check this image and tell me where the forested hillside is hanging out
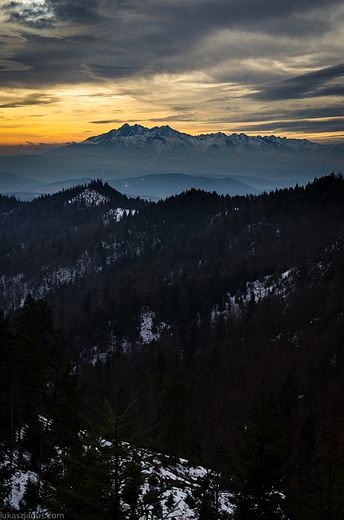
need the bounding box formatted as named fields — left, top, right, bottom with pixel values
left=1, top=174, right=344, bottom=517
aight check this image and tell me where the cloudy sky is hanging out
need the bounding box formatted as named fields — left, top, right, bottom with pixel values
left=0, top=0, right=344, bottom=150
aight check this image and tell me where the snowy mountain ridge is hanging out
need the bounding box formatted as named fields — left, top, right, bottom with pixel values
left=82, top=123, right=326, bottom=154
left=1, top=125, right=342, bottom=188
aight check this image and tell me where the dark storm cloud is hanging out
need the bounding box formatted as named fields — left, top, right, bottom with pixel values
left=0, top=34, right=99, bottom=87
left=151, top=115, right=197, bottom=123
left=3, top=0, right=103, bottom=28
left=89, top=120, right=122, bottom=124
left=239, top=118, right=344, bottom=134
left=134, top=0, right=343, bottom=50
left=83, top=49, right=156, bottom=80
left=212, top=104, right=344, bottom=126
left=249, top=64, right=344, bottom=101
left=190, top=0, right=340, bottom=33
left=0, top=92, right=58, bottom=107
left=2, top=0, right=344, bottom=86
left=45, top=0, right=102, bottom=24
left=158, top=0, right=343, bottom=62
left=242, top=106, right=344, bottom=123
left=4, top=1, right=53, bottom=29
left=5, top=0, right=342, bottom=31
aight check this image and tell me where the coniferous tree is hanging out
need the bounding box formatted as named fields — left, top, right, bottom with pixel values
left=0, top=297, right=56, bottom=507
left=231, top=374, right=292, bottom=520
left=43, top=362, right=85, bottom=515
left=48, top=360, right=84, bottom=459
left=298, top=411, right=316, bottom=487
left=0, top=309, right=14, bottom=447
left=13, top=294, right=55, bottom=440
left=294, top=409, right=344, bottom=520
left=0, top=309, right=15, bottom=504
left=186, top=471, right=231, bottom=520
left=157, top=354, right=201, bottom=461
left=46, top=397, right=175, bottom=519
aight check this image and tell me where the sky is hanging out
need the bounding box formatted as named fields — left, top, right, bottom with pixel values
left=0, top=0, right=344, bottom=152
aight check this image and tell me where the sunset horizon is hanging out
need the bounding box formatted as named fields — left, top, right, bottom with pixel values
left=1, top=0, right=344, bottom=152
left=1, top=120, right=343, bottom=156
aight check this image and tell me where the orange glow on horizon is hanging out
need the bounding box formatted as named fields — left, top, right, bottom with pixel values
left=0, top=124, right=342, bottom=148
left=0, top=116, right=343, bottom=148
left=0, top=83, right=343, bottom=149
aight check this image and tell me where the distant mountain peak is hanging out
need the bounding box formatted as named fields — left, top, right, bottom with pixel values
left=118, top=123, right=146, bottom=136
left=82, top=123, right=189, bottom=149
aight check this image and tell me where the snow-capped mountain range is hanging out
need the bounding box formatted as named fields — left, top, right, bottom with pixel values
left=43, top=123, right=344, bottom=186
left=82, top=123, right=328, bottom=153
left=0, top=124, right=343, bottom=196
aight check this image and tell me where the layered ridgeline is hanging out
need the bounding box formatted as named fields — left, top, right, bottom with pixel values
left=1, top=174, right=344, bottom=517
left=0, top=124, right=343, bottom=199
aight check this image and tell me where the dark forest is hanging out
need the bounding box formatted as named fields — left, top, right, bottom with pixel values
left=1, top=174, right=344, bottom=518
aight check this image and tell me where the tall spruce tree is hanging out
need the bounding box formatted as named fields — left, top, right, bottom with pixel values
left=48, top=360, right=84, bottom=459
left=46, top=398, right=175, bottom=519
left=231, top=374, right=291, bottom=520
left=0, top=309, right=15, bottom=504
left=13, top=294, right=55, bottom=439
left=293, top=409, right=344, bottom=520
left=157, top=354, right=201, bottom=461
left=0, top=296, right=56, bottom=508
left=186, top=471, right=231, bottom=520
left=0, top=309, right=14, bottom=447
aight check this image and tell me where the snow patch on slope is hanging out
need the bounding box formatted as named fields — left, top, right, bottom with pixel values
left=66, top=188, right=109, bottom=208
left=89, top=311, right=170, bottom=366
left=140, top=310, right=170, bottom=344
left=102, top=207, right=135, bottom=225
left=6, top=470, right=37, bottom=510
left=244, top=268, right=296, bottom=304
left=4, top=441, right=235, bottom=518
left=211, top=268, right=296, bottom=323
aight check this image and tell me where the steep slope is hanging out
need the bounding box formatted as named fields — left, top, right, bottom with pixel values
left=1, top=175, right=344, bottom=504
